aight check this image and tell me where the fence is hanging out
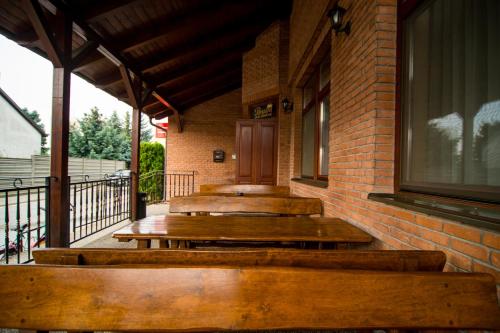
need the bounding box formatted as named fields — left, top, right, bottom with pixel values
left=1, top=175, right=130, bottom=264
left=0, top=179, right=49, bottom=264
left=69, top=176, right=130, bottom=244
left=139, top=171, right=196, bottom=203
left=0, top=155, right=126, bottom=188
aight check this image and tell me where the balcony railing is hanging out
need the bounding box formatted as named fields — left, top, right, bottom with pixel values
left=0, top=177, right=49, bottom=264
left=140, top=171, right=196, bottom=203
left=69, top=176, right=130, bottom=244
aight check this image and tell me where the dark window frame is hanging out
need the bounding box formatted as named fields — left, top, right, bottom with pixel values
left=301, top=57, right=330, bottom=181
left=395, top=0, right=500, bottom=206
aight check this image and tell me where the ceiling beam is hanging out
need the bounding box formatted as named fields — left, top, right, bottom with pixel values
left=156, top=58, right=241, bottom=92
left=134, top=15, right=272, bottom=73
left=144, top=39, right=253, bottom=80
left=166, top=69, right=242, bottom=101
left=23, top=0, right=62, bottom=66
left=153, top=92, right=182, bottom=133
left=158, top=59, right=242, bottom=96
left=72, top=53, right=104, bottom=72
left=81, top=0, right=140, bottom=22
left=181, top=81, right=242, bottom=110
left=113, top=0, right=239, bottom=53
left=71, top=40, right=98, bottom=70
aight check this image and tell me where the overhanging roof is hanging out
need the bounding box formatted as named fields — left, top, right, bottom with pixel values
left=0, top=0, right=292, bottom=118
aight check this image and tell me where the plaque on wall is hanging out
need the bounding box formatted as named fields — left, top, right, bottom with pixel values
left=251, top=103, right=275, bottom=119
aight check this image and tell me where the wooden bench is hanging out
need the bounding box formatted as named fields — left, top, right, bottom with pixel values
left=169, top=196, right=322, bottom=215
left=33, top=248, right=447, bottom=271
left=200, top=184, right=290, bottom=195
left=0, top=265, right=498, bottom=331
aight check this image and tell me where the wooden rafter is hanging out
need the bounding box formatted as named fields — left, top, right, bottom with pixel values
left=167, top=68, right=242, bottom=101
left=134, top=18, right=268, bottom=73
left=23, top=0, right=62, bottom=66
left=114, top=1, right=231, bottom=53
left=81, top=0, right=140, bottom=22
left=71, top=40, right=98, bottom=70
left=119, top=65, right=140, bottom=109
left=147, top=40, right=252, bottom=81
left=153, top=92, right=182, bottom=133
left=156, top=59, right=241, bottom=91
left=72, top=53, right=104, bottom=72
left=182, top=81, right=242, bottom=110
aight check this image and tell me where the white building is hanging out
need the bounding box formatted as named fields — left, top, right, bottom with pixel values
left=0, top=87, right=46, bottom=158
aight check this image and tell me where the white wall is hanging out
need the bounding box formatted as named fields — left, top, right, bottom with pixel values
left=0, top=96, right=42, bottom=158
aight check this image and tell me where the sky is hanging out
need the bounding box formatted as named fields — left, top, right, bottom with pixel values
left=0, top=34, right=138, bottom=135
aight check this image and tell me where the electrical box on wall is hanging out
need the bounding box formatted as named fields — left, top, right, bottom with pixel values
left=213, top=149, right=225, bottom=163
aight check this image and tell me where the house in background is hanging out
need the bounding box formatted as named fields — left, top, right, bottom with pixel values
left=0, top=87, right=46, bottom=158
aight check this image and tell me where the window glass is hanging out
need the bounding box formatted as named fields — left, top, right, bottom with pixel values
left=319, top=96, right=330, bottom=176
left=302, top=107, right=315, bottom=177
left=402, top=0, right=500, bottom=200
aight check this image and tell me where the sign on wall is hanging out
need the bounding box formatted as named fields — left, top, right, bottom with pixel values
left=251, top=103, right=275, bottom=119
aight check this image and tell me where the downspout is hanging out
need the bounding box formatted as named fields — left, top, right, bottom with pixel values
left=149, top=116, right=168, bottom=201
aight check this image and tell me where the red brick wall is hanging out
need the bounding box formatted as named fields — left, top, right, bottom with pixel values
left=167, top=89, right=241, bottom=191
left=242, top=21, right=291, bottom=186
left=286, top=0, right=500, bottom=293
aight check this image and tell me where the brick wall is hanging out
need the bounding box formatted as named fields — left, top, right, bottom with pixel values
left=167, top=89, right=241, bottom=190
left=242, top=21, right=291, bottom=186
left=286, top=0, right=500, bottom=294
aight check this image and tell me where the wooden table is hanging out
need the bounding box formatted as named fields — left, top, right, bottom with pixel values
left=113, top=215, right=373, bottom=249
left=189, top=192, right=297, bottom=197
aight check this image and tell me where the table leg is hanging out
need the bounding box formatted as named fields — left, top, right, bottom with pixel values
left=137, top=239, right=151, bottom=249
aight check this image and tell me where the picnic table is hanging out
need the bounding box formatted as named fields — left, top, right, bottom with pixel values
left=113, top=215, right=373, bottom=249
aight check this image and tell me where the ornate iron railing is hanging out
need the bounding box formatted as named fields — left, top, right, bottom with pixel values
left=69, top=176, right=130, bottom=244
left=0, top=177, right=49, bottom=264
left=139, top=171, right=196, bottom=203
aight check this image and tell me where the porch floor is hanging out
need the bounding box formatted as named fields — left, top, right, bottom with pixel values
left=78, top=203, right=169, bottom=249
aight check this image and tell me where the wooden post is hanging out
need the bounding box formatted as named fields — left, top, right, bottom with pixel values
left=24, top=0, right=72, bottom=247
left=119, top=65, right=142, bottom=221
left=49, top=12, right=72, bottom=247
left=130, top=106, right=141, bottom=220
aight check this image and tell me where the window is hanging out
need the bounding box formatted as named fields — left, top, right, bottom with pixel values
left=400, top=0, right=500, bottom=203
left=301, top=56, right=330, bottom=181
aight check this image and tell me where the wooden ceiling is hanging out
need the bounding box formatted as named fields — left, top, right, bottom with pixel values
left=0, top=0, right=292, bottom=118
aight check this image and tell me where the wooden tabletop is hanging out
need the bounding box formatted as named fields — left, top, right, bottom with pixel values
left=189, top=192, right=298, bottom=197
left=113, top=215, right=373, bottom=244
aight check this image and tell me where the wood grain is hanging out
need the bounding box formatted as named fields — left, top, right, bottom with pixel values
left=33, top=248, right=446, bottom=271
left=0, top=265, right=498, bottom=331
left=169, top=196, right=321, bottom=215
left=112, top=215, right=372, bottom=244
left=199, top=184, right=290, bottom=194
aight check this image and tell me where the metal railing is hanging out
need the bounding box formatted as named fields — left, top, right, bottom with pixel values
left=0, top=177, right=49, bottom=264
left=69, top=176, right=130, bottom=244
left=139, top=171, right=196, bottom=203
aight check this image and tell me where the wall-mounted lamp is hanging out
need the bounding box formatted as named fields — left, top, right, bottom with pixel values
left=282, top=98, right=294, bottom=113
left=328, top=4, right=351, bottom=36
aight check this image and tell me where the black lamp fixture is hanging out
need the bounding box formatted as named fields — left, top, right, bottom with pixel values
left=328, top=4, right=351, bottom=36
left=282, top=97, right=294, bottom=113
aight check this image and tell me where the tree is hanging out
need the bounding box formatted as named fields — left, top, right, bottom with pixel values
left=140, top=116, right=153, bottom=142
left=21, top=108, right=49, bottom=155
left=139, top=142, right=164, bottom=200
left=69, top=107, right=105, bottom=158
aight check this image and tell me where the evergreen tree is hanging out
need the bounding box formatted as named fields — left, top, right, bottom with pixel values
left=21, top=108, right=49, bottom=155
left=140, top=116, right=153, bottom=142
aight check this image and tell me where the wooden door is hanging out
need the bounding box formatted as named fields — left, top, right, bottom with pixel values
left=235, top=119, right=277, bottom=185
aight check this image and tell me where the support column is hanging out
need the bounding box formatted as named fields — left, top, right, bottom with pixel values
left=130, top=106, right=141, bottom=221
left=49, top=13, right=72, bottom=247
left=119, top=65, right=142, bottom=221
